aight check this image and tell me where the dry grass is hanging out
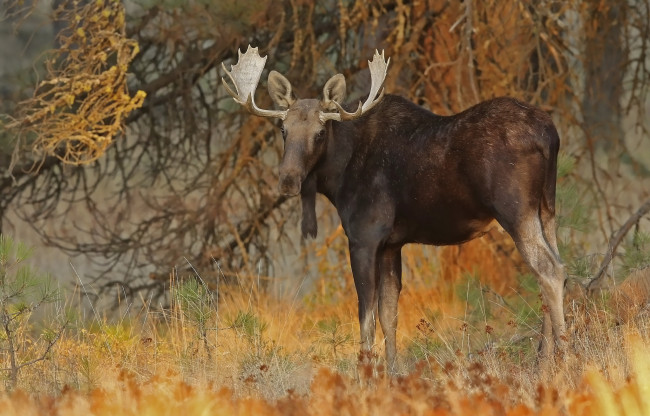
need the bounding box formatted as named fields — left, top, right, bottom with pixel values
left=1, top=248, right=649, bottom=415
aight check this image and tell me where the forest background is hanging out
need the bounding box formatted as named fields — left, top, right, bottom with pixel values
left=0, top=0, right=649, bottom=414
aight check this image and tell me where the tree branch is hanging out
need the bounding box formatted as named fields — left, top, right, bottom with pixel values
left=587, top=197, right=650, bottom=293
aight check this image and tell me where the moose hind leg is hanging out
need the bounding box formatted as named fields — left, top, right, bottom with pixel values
left=511, top=216, right=567, bottom=355
left=378, top=246, right=402, bottom=373
left=538, top=207, right=561, bottom=357
left=540, top=205, right=561, bottom=258
left=539, top=313, right=553, bottom=358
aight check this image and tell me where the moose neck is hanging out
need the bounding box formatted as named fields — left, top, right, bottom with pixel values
left=308, top=120, right=355, bottom=205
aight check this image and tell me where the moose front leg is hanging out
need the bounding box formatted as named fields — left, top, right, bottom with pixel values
left=378, top=245, right=402, bottom=373
left=349, top=241, right=380, bottom=362
left=300, top=174, right=317, bottom=239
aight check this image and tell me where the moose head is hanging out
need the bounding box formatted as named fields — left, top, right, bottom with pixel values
left=221, top=46, right=389, bottom=196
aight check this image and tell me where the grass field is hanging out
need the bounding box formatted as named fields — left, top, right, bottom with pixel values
left=1, top=234, right=649, bottom=415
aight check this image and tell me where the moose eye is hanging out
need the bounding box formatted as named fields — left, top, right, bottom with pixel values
left=315, top=130, right=325, bottom=141
left=280, top=126, right=287, bottom=140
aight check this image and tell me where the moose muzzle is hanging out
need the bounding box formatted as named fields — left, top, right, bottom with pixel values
left=278, top=167, right=303, bottom=196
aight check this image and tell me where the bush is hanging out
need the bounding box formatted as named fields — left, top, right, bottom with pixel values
left=0, top=234, right=66, bottom=389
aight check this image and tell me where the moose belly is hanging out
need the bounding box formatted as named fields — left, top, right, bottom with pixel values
left=389, top=210, right=495, bottom=246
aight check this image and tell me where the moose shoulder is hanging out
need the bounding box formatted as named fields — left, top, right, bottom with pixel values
left=222, top=46, right=567, bottom=371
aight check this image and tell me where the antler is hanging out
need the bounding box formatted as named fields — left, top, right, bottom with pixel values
left=320, top=50, right=390, bottom=123
left=221, top=46, right=287, bottom=119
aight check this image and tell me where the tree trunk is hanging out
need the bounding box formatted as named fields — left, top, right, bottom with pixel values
left=582, top=0, right=625, bottom=154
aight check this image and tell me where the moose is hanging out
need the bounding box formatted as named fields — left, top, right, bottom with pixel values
left=222, top=46, right=567, bottom=370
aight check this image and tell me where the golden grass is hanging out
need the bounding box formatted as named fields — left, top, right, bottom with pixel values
left=1, top=244, right=649, bottom=415
left=1, top=317, right=648, bottom=415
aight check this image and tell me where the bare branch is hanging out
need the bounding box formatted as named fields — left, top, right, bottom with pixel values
left=587, top=198, right=650, bottom=293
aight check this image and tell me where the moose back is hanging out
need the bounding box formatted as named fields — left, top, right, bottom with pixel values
left=222, top=46, right=567, bottom=370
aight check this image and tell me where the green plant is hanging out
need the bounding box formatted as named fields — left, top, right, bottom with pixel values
left=171, top=277, right=215, bottom=357
left=229, top=310, right=267, bottom=346
left=0, top=234, right=66, bottom=389
left=455, top=271, right=492, bottom=322
left=567, top=255, right=596, bottom=279
left=621, top=231, right=650, bottom=275
left=315, top=317, right=352, bottom=359
left=556, top=153, right=591, bottom=233
left=507, top=273, right=543, bottom=331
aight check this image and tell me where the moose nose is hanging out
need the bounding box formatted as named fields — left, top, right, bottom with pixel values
left=278, top=172, right=301, bottom=196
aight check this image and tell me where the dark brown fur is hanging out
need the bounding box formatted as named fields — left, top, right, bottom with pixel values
left=275, top=91, right=567, bottom=371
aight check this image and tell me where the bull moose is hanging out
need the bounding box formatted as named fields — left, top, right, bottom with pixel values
left=222, top=46, right=567, bottom=370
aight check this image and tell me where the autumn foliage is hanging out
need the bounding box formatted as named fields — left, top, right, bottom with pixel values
left=9, top=0, right=145, bottom=165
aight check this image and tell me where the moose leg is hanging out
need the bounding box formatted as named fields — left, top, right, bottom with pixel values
left=540, top=209, right=560, bottom=256
left=509, top=216, right=567, bottom=355
left=539, top=207, right=561, bottom=357
left=378, top=246, right=402, bottom=373
left=539, top=313, right=553, bottom=358
left=349, top=242, right=380, bottom=361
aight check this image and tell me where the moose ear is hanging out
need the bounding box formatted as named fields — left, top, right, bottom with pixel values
left=322, top=74, right=346, bottom=111
left=268, top=71, right=295, bottom=108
